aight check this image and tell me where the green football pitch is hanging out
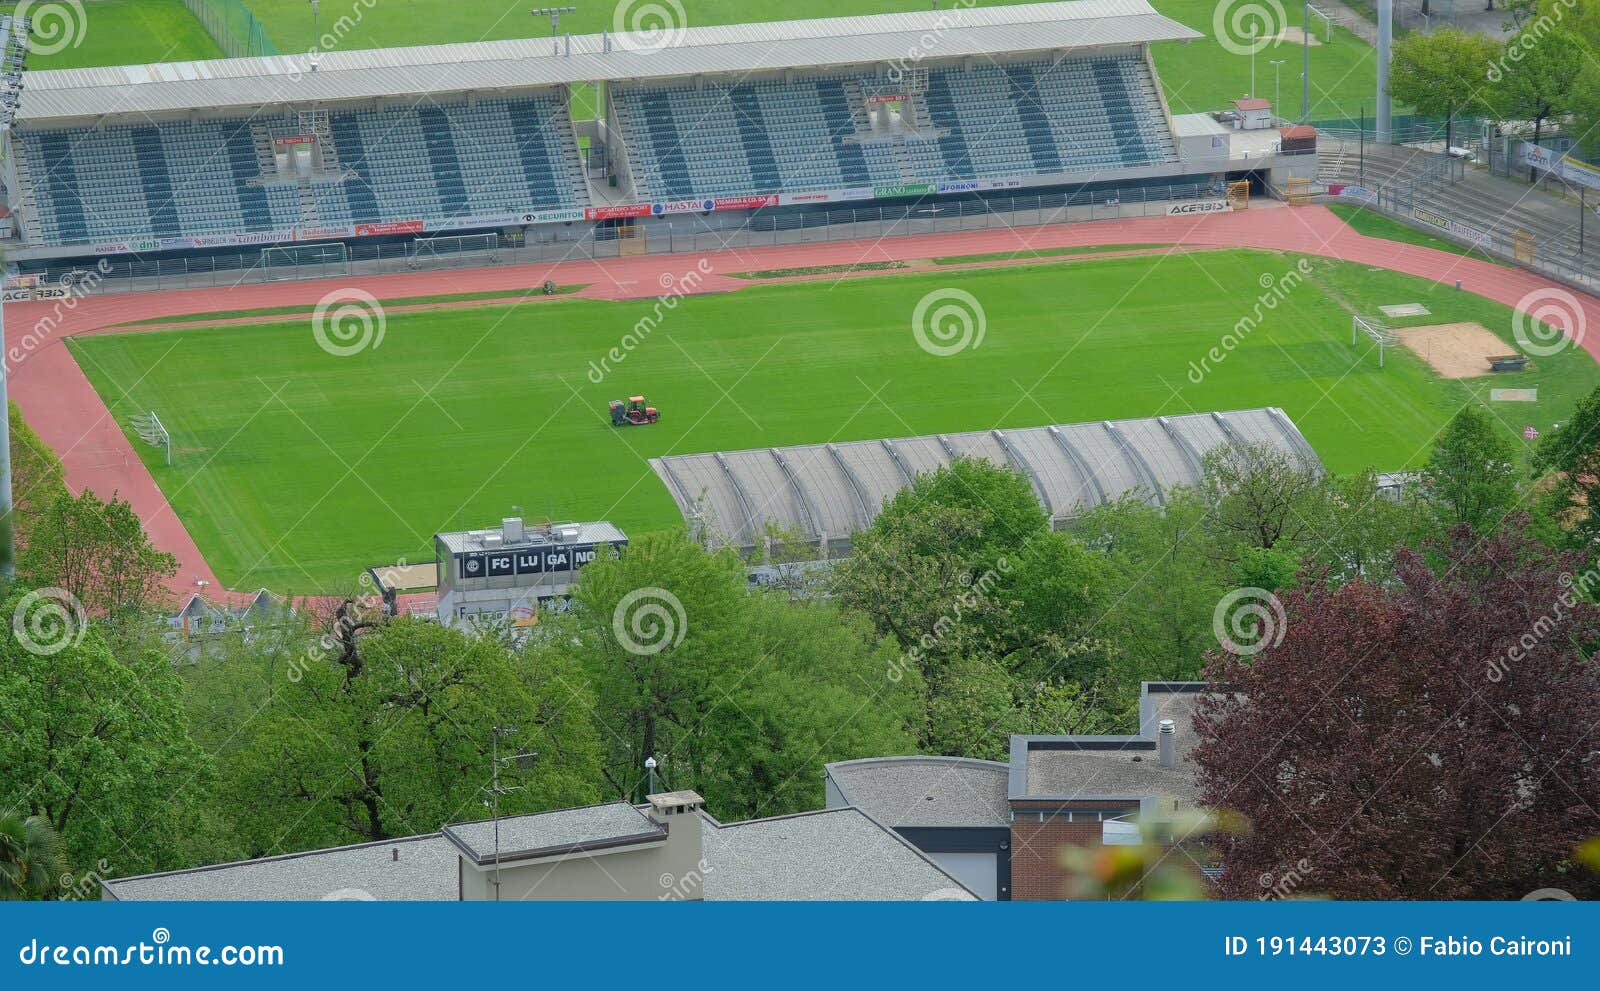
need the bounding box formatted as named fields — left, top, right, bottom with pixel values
left=0, top=0, right=221, bottom=68
left=32, top=0, right=1381, bottom=121
left=70, top=249, right=1598, bottom=592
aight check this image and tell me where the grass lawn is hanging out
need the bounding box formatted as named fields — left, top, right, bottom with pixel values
left=932, top=244, right=1168, bottom=265
left=0, top=0, right=220, bottom=68
left=242, top=0, right=1380, bottom=121
left=1327, top=203, right=1505, bottom=263
left=69, top=249, right=1595, bottom=591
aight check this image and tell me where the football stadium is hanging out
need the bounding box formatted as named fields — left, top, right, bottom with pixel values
left=3, top=1, right=1597, bottom=606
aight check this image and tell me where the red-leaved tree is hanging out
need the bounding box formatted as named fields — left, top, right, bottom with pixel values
left=1193, top=522, right=1600, bottom=900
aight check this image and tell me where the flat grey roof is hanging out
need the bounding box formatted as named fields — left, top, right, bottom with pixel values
left=702, top=807, right=976, bottom=900
left=826, top=757, right=1011, bottom=829
left=1010, top=683, right=1215, bottom=809
left=435, top=520, right=626, bottom=556
left=443, top=802, right=663, bottom=865
left=15, top=2, right=1200, bottom=124
left=102, top=834, right=459, bottom=902
left=651, top=408, right=1321, bottom=551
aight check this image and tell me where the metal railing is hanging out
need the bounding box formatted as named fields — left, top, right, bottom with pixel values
left=35, top=181, right=1218, bottom=296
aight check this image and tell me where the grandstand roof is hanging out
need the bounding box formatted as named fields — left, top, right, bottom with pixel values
left=16, top=1, right=1200, bottom=124
left=648, top=409, right=1320, bottom=551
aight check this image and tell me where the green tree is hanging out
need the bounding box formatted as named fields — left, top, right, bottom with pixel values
left=1298, top=468, right=1432, bottom=582
left=1487, top=26, right=1586, bottom=178
left=1200, top=443, right=1324, bottom=556
left=1533, top=383, right=1600, bottom=552
left=1389, top=27, right=1505, bottom=150
left=0, top=813, right=68, bottom=901
left=0, top=589, right=210, bottom=876
left=565, top=532, right=919, bottom=817
left=18, top=489, right=177, bottom=617
left=6, top=402, right=69, bottom=562
left=1422, top=407, right=1521, bottom=533
left=1071, top=490, right=1227, bottom=680
left=223, top=615, right=602, bottom=854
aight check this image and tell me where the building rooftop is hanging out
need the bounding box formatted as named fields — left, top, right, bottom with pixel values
left=825, top=757, right=1011, bottom=829
left=435, top=519, right=626, bottom=556
left=1233, top=98, right=1271, bottom=111
left=443, top=802, right=664, bottom=866
left=102, top=834, right=460, bottom=902
left=702, top=808, right=975, bottom=900
left=652, top=408, right=1321, bottom=553
left=1011, top=683, right=1213, bottom=810
left=15, top=2, right=1200, bottom=124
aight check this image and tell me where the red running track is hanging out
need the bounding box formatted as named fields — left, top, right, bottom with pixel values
left=10, top=204, right=1597, bottom=599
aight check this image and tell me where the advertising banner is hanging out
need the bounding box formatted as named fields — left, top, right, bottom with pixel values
left=713, top=194, right=779, bottom=211
left=1412, top=206, right=1491, bottom=245
left=652, top=199, right=715, bottom=215
left=873, top=182, right=936, bottom=199
left=584, top=203, right=653, bottom=221
left=354, top=220, right=425, bottom=237
left=1166, top=199, right=1232, bottom=216
left=1521, top=143, right=1600, bottom=192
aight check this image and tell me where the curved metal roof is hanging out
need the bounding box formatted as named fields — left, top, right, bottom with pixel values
left=16, top=1, right=1200, bottom=124
left=649, top=408, right=1320, bottom=552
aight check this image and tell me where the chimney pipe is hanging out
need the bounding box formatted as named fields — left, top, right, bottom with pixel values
left=1158, top=719, right=1176, bottom=769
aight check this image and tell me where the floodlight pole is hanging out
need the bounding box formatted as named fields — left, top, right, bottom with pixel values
left=0, top=12, right=30, bottom=579
left=532, top=7, right=576, bottom=36
left=1301, top=0, right=1311, bottom=124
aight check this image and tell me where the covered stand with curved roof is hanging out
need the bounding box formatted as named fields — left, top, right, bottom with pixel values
left=648, top=408, right=1320, bottom=555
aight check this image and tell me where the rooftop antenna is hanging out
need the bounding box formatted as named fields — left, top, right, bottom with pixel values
left=483, top=725, right=538, bottom=901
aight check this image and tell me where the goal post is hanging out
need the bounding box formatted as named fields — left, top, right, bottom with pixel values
left=1352, top=314, right=1395, bottom=368
left=130, top=411, right=172, bottom=465
left=408, top=232, right=500, bottom=267
left=261, top=242, right=350, bottom=281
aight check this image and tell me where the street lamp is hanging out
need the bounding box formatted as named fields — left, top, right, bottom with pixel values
left=0, top=12, right=31, bottom=577
left=1269, top=59, right=1286, bottom=120
left=532, top=7, right=576, bottom=36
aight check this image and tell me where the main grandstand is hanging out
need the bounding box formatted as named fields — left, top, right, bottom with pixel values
left=0, top=1, right=1315, bottom=272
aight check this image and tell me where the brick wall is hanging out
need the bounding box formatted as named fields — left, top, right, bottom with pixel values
left=1009, top=819, right=1105, bottom=901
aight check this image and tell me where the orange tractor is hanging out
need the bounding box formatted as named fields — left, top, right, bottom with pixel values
left=609, top=395, right=660, bottom=426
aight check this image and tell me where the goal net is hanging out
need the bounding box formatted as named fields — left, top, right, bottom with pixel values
left=261, top=242, right=350, bottom=281
left=130, top=411, right=172, bottom=465
left=408, top=233, right=500, bottom=268
left=1352, top=314, right=1396, bottom=368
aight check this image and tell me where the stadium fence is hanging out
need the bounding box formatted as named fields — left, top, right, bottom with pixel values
left=183, top=0, right=277, bottom=59
left=31, top=181, right=1227, bottom=295
left=409, top=233, right=501, bottom=268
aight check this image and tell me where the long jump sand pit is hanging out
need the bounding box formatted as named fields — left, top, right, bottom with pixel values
left=1395, top=322, right=1516, bottom=379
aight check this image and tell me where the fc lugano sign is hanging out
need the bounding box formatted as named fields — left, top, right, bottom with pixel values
left=1166, top=200, right=1231, bottom=216
left=455, top=542, right=625, bottom=580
